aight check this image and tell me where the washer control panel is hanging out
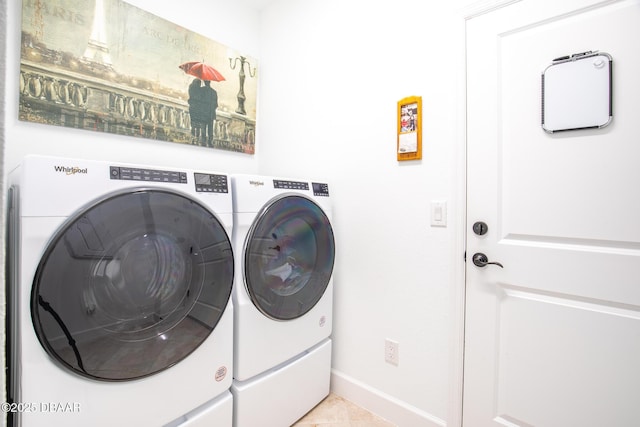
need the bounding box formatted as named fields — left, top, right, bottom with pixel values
left=194, top=173, right=229, bottom=193
left=312, top=182, right=330, bottom=197
left=110, top=166, right=187, bottom=184
left=109, top=166, right=228, bottom=193
left=273, top=179, right=309, bottom=191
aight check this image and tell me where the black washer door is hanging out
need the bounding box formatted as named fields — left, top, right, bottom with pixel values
left=244, top=195, right=335, bottom=320
left=31, top=189, right=234, bottom=381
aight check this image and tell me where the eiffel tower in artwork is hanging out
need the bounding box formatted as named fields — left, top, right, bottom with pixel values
left=82, top=0, right=113, bottom=67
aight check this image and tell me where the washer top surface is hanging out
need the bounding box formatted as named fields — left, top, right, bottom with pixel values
left=15, top=155, right=233, bottom=218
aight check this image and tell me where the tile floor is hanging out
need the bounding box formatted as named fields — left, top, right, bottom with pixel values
left=291, top=393, right=396, bottom=427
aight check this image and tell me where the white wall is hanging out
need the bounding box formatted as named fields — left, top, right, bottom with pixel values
left=2, top=0, right=473, bottom=426
left=257, top=1, right=469, bottom=425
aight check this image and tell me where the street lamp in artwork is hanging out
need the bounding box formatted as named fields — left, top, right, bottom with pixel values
left=228, top=56, right=256, bottom=115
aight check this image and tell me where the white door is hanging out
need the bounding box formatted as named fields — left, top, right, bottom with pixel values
left=464, top=0, right=640, bottom=426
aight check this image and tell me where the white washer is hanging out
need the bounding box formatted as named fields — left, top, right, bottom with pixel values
left=7, top=155, right=235, bottom=427
left=230, top=174, right=335, bottom=427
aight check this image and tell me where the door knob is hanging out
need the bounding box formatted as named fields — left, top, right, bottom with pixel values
left=472, top=253, right=503, bottom=268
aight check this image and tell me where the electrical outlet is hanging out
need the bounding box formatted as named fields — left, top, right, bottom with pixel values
left=385, top=339, right=399, bottom=366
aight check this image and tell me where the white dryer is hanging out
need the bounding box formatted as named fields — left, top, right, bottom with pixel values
left=7, top=156, right=235, bottom=427
left=230, top=174, right=335, bottom=427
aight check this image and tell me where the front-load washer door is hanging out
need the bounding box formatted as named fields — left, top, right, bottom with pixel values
left=31, top=189, right=234, bottom=381
left=244, top=195, right=335, bottom=320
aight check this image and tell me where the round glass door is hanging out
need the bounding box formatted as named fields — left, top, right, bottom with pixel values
left=244, top=195, right=335, bottom=320
left=31, top=189, right=234, bottom=381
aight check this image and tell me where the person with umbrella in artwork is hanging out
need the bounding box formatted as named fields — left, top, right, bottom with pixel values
left=179, top=61, right=225, bottom=146
left=201, top=80, right=218, bottom=146
left=187, top=78, right=205, bottom=144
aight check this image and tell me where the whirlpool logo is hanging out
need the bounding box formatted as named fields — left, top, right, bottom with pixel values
left=249, top=180, right=264, bottom=187
left=54, top=165, right=88, bottom=175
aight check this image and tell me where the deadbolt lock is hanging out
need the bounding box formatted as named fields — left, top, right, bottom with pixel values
left=473, top=221, right=488, bottom=236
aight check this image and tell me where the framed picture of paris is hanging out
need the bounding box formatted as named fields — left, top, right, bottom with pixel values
left=19, top=0, right=257, bottom=154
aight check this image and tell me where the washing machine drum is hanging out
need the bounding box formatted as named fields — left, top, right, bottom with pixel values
left=244, top=195, right=335, bottom=321
left=31, top=189, right=234, bottom=381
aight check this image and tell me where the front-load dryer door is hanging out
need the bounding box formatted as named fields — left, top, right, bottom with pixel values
left=244, top=195, right=335, bottom=320
left=31, top=189, right=234, bottom=381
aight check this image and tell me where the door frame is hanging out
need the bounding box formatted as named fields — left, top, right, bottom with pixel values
left=451, top=1, right=526, bottom=426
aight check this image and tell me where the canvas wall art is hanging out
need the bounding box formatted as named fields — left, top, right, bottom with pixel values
left=19, top=0, right=258, bottom=154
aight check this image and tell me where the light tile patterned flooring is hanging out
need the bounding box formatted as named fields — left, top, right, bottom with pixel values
left=292, top=393, right=396, bottom=427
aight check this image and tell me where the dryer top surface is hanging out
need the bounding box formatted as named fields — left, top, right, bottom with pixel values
left=230, top=173, right=332, bottom=214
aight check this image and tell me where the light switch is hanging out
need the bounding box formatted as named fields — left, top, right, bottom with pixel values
left=431, top=201, right=447, bottom=227
left=434, top=206, right=443, bottom=221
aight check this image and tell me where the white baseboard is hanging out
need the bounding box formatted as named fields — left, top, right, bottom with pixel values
left=330, top=369, right=447, bottom=427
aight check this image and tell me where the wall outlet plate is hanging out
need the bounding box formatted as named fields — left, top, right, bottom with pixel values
left=385, top=339, right=399, bottom=366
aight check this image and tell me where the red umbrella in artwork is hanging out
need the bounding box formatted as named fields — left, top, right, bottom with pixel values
left=179, top=61, right=226, bottom=82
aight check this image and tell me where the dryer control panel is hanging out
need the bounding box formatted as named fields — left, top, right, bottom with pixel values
left=312, top=182, right=330, bottom=197
left=273, top=179, right=309, bottom=190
